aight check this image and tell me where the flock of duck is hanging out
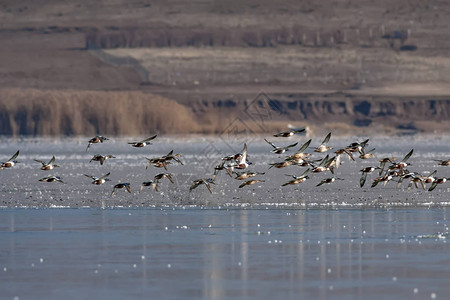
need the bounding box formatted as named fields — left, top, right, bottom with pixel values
left=211, top=130, right=449, bottom=193
left=0, top=129, right=449, bottom=198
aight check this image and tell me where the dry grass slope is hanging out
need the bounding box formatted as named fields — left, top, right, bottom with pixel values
left=0, top=89, right=200, bottom=136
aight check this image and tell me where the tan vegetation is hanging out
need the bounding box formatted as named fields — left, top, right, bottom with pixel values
left=0, top=89, right=200, bottom=136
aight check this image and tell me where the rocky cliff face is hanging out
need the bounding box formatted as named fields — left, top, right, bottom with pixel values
left=187, top=92, right=450, bottom=134
left=85, top=26, right=388, bottom=49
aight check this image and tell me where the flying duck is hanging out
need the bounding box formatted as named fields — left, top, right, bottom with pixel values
left=334, top=148, right=355, bottom=168
left=434, top=159, right=450, bottom=166
left=233, top=143, right=251, bottom=169
left=389, top=149, right=414, bottom=170
left=269, top=160, right=296, bottom=169
left=189, top=178, right=215, bottom=193
left=407, top=175, right=426, bottom=190
left=359, top=148, right=376, bottom=160
left=140, top=181, right=159, bottom=193
left=84, top=172, right=111, bottom=185
left=162, top=150, right=184, bottom=165
left=313, top=132, right=333, bottom=153
left=428, top=177, right=448, bottom=192
left=35, top=156, right=59, bottom=170
left=128, top=135, right=157, bottom=147
left=423, top=170, right=437, bottom=184
left=286, top=139, right=312, bottom=160
left=273, top=128, right=305, bottom=137
left=239, top=179, right=265, bottom=188
left=359, top=166, right=380, bottom=187
left=154, top=173, right=174, bottom=184
left=39, top=175, right=64, bottom=183
left=347, top=139, right=370, bottom=154
left=90, top=154, right=116, bottom=165
left=378, top=157, right=395, bottom=175
left=371, top=173, right=393, bottom=188
left=311, top=155, right=335, bottom=174
left=316, top=177, right=344, bottom=187
left=0, top=150, right=19, bottom=169
left=264, top=138, right=298, bottom=154
left=110, top=183, right=131, bottom=197
left=86, top=136, right=108, bottom=152
left=145, top=157, right=168, bottom=170
left=233, top=171, right=265, bottom=180
left=214, top=160, right=233, bottom=178
left=282, top=168, right=310, bottom=186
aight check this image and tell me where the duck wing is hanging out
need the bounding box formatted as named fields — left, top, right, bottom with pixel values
left=325, top=156, right=336, bottom=167
left=285, top=142, right=299, bottom=149
left=318, top=155, right=330, bottom=167
left=360, top=139, right=370, bottom=147
left=167, top=173, right=174, bottom=184
left=320, top=132, right=331, bottom=147
left=371, top=178, right=381, bottom=188
left=379, top=161, right=387, bottom=175
left=204, top=181, right=213, bottom=193
left=335, top=154, right=342, bottom=168
left=238, top=181, right=249, bottom=188
left=240, top=143, right=248, bottom=163
left=401, top=149, right=414, bottom=163
left=34, top=159, right=45, bottom=166
left=360, top=172, right=368, bottom=187
left=428, top=181, right=438, bottom=191
left=84, top=174, right=98, bottom=181
left=316, top=179, right=326, bottom=187
left=100, top=172, right=111, bottom=180
left=419, top=179, right=426, bottom=190
left=142, top=135, right=158, bottom=143
left=366, top=148, right=376, bottom=154
left=343, top=148, right=355, bottom=161
left=264, top=139, right=277, bottom=149
left=300, top=168, right=311, bottom=177
left=8, top=150, right=19, bottom=162
left=189, top=180, right=201, bottom=192
left=296, top=139, right=311, bottom=153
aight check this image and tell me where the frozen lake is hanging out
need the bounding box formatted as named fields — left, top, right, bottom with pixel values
left=1, top=208, right=450, bottom=300
left=0, top=135, right=449, bottom=208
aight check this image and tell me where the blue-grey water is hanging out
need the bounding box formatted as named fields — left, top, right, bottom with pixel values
left=1, top=208, right=450, bottom=300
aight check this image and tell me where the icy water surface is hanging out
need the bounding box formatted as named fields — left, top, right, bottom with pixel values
left=0, top=135, right=449, bottom=208
left=1, top=208, right=450, bottom=300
